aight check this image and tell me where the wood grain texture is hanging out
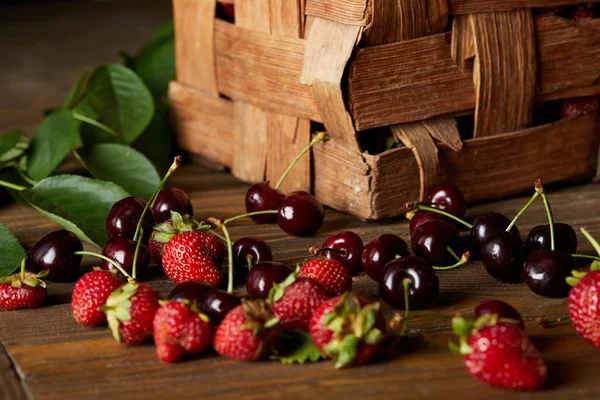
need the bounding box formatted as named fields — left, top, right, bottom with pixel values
left=168, top=82, right=234, bottom=168
left=232, top=102, right=269, bottom=182
left=471, top=10, right=537, bottom=137
left=392, top=123, right=440, bottom=201
left=173, top=0, right=219, bottom=96
left=450, top=15, right=474, bottom=74
left=0, top=343, right=26, bottom=400
left=426, top=0, right=450, bottom=34
left=422, top=118, right=463, bottom=152
left=305, top=0, right=370, bottom=26
left=449, top=0, right=600, bottom=15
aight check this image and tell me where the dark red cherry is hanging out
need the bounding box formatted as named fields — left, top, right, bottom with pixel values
left=411, top=220, right=461, bottom=266
left=522, top=250, right=575, bottom=298
left=480, top=231, right=525, bottom=282
left=246, top=261, right=293, bottom=299
left=427, top=184, right=466, bottom=219
left=245, top=182, right=285, bottom=224
left=409, top=211, right=450, bottom=237
left=316, top=231, right=364, bottom=273
left=151, top=188, right=193, bottom=224
left=217, top=3, right=234, bottom=22
left=28, top=230, right=83, bottom=282
left=277, top=191, right=324, bottom=237
left=200, top=289, right=242, bottom=323
left=474, top=300, right=525, bottom=330
left=526, top=223, right=577, bottom=254
left=169, top=281, right=213, bottom=303
left=470, top=212, right=520, bottom=255
left=379, top=256, right=439, bottom=309
left=361, top=234, right=410, bottom=280
left=105, top=196, right=153, bottom=242
left=100, top=236, right=151, bottom=279
left=232, top=236, right=273, bottom=283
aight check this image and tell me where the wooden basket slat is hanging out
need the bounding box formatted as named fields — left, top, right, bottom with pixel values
left=305, top=0, right=369, bottom=26
left=450, top=0, right=600, bottom=15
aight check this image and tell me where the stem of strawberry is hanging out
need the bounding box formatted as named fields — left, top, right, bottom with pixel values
left=274, top=131, right=329, bottom=191
left=221, top=224, right=234, bottom=293
left=433, top=252, right=471, bottom=271
left=133, top=156, right=182, bottom=242
left=405, top=203, right=473, bottom=229
left=74, top=251, right=132, bottom=280
left=19, top=259, right=26, bottom=280
left=536, top=181, right=555, bottom=251
left=402, top=279, right=411, bottom=336
left=506, top=184, right=541, bottom=232
left=223, top=210, right=278, bottom=226
left=580, top=228, right=600, bottom=257
left=0, top=180, right=26, bottom=191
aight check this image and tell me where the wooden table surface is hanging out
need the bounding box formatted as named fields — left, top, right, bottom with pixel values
left=3, top=1, right=600, bottom=399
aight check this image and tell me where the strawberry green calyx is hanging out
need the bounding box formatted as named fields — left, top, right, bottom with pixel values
left=102, top=282, right=138, bottom=343
left=151, top=211, right=211, bottom=245
left=322, top=293, right=384, bottom=368
left=0, top=259, right=48, bottom=289
left=268, top=267, right=300, bottom=303
left=239, top=299, right=279, bottom=337
left=567, top=229, right=600, bottom=286
left=449, top=314, right=523, bottom=355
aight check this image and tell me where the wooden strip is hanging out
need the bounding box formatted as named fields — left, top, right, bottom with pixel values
left=471, top=10, right=537, bottom=137
left=426, top=0, right=450, bottom=34
left=541, top=83, right=600, bottom=103
left=450, top=15, right=474, bottom=74
left=0, top=343, right=27, bottom=400
left=450, top=0, right=600, bottom=15
left=301, top=17, right=362, bottom=150
left=214, top=20, right=321, bottom=122
left=168, top=82, right=233, bottom=168
left=173, top=0, right=219, bottom=96
left=392, top=123, right=440, bottom=201
left=305, top=0, right=370, bottom=26
left=422, top=118, right=463, bottom=151
left=269, top=0, right=304, bottom=37
left=363, top=0, right=428, bottom=45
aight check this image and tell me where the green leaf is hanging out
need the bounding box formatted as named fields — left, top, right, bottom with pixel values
left=0, top=131, right=21, bottom=158
left=20, top=175, right=130, bottom=246
left=27, top=109, right=81, bottom=181
left=271, top=330, right=325, bottom=365
left=86, top=63, right=155, bottom=144
left=133, top=37, right=175, bottom=99
left=147, top=20, right=174, bottom=46
left=75, top=97, right=118, bottom=147
left=0, top=138, right=30, bottom=168
left=132, top=102, right=173, bottom=168
left=77, top=143, right=160, bottom=199
left=0, top=223, right=26, bottom=277
left=333, top=335, right=359, bottom=368
left=63, top=71, right=90, bottom=109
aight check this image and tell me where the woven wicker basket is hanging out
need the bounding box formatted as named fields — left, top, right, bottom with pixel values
left=169, top=0, right=600, bottom=220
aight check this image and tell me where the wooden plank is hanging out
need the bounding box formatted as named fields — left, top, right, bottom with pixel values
left=173, top=0, right=219, bottom=96
left=0, top=343, right=26, bottom=400
left=232, top=102, right=269, bottom=182
left=471, top=10, right=537, bottom=137
left=168, top=82, right=234, bottom=168
left=451, top=15, right=474, bottom=74
left=422, top=118, right=463, bottom=152
left=426, top=0, right=450, bottom=34
left=305, top=0, right=369, bottom=26
left=450, top=0, right=600, bottom=15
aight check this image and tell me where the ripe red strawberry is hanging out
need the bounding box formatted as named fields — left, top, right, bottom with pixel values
left=309, top=293, right=385, bottom=368
left=103, top=282, right=161, bottom=345
left=213, top=300, right=280, bottom=361
left=153, top=300, right=213, bottom=362
left=570, top=5, right=594, bottom=20
left=72, top=269, right=122, bottom=326
left=298, top=258, right=351, bottom=296
left=161, top=231, right=225, bottom=285
left=568, top=269, right=600, bottom=347
left=450, top=315, right=547, bottom=391
left=560, top=96, right=599, bottom=119
left=0, top=263, right=47, bottom=311
left=271, top=275, right=331, bottom=332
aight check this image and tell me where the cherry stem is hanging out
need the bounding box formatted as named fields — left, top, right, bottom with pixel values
left=402, top=279, right=411, bottom=336
left=133, top=156, right=182, bottom=242
left=447, top=246, right=460, bottom=262
left=572, top=254, right=600, bottom=261
left=275, top=131, right=328, bottom=191
left=536, top=181, right=555, bottom=251
left=74, top=251, right=132, bottom=280
left=131, top=228, right=143, bottom=280
left=209, top=229, right=226, bottom=242
left=246, top=255, right=253, bottom=271
left=221, top=224, right=234, bottom=294
left=309, top=246, right=348, bottom=257
left=433, top=252, right=471, bottom=271
left=580, top=228, right=600, bottom=257
left=506, top=191, right=540, bottom=232
left=223, top=210, right=278, bottom=226
left=20, top=259, right=26, bottom=280
left=0, top=179, right=26, bottom=191
left=536, top=314, right=570, bottom=328
left=405, top=203, right=473, bottom=229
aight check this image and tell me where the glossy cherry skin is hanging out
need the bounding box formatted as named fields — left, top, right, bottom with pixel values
left=480, top=231, right=525, bottom=282
left=470, top=212, right=520, bottom=255
left=245, top=182, right=285, bottom=224
left=105, top=196, right=153, bottom=242
left=100, top=236, right=151, bottom=279
left=523, top=250, right=576, bottom=298
left=169, top=281, right=213, bottom=303
left=277, top=191, right=324, bottom=237
left=362, top=234, right=410, bottom=281
left=320, top=231, right=364, bottom=273
left=151, top=188, right=193, bottom=224
left=217, top=3, right=235, bottom=22
left=246, top=261, right=293, bottom=299
left=232, top=236, right=273, bottom=283
left=427, top=184, right=466, bottom=219
left=474, top=300, right=525, bottom=330
left=28, top=230, right=83, bottom=282
left=409, top=211, right=450, bottom=237
left=379, top=256, right=439, bottom=309
left=526, top=223, right=577, bottom=254
left=411, top=220, right=461, bottom=266
left=200, top=289, right=242, bottom=323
